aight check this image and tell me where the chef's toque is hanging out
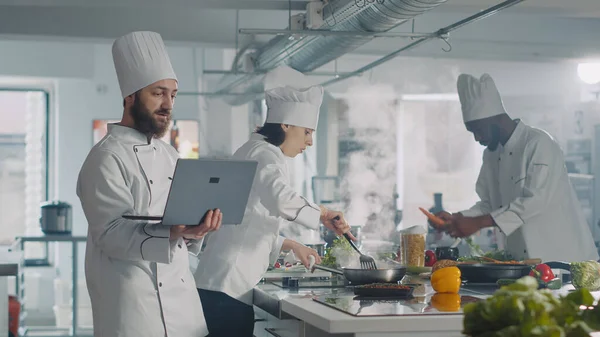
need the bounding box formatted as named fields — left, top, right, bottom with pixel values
left=264, top=65, right=312, bottom=91
left=265, top=85, right=324, bottom=130
left=457, top=73, right=507, bottom=123
left=112, top=31, right=178, bottom=98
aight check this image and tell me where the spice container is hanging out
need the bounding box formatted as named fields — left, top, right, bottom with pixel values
left=398, top=225, right=427, bottom=267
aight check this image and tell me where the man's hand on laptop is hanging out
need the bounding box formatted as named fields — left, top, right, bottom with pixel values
left=170, top=209, right=223, bottom=240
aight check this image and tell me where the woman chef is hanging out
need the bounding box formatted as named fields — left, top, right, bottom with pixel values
left=194, top=85, right=354, bottom=336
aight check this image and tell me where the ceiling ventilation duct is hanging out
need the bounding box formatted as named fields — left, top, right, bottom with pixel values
left=215, top=0, right=448, bottom=105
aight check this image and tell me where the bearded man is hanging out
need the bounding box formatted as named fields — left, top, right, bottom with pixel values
left=76, top=31, right=222, bottom=337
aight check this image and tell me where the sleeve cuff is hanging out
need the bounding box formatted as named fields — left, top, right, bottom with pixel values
left=294, top=198, right=321, bottom=230
left=459, top=209, right=484, bottom=218
left=490, top=206, right=523, bottom=237
left=140, top=224, right=172, bottom=264
left=186, top=238, right=204, bottom=256
left=269, top=236, right=286, bottom=265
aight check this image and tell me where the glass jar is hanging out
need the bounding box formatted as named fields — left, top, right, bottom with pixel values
left=399, top=233, right=426, bottom=267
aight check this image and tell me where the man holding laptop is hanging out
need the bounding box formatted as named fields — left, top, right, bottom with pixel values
left=76, top=31, right=221, bottom=337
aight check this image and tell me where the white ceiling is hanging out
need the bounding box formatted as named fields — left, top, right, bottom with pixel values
left=0, top=0, right=599, bottom=63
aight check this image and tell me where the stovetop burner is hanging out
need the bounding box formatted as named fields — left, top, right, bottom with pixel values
left=270, top=279, right=348, bottom=289
left=312, top=293, right=482, bottom=317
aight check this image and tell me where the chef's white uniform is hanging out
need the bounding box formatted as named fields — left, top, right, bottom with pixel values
left=461, top=120, right=598, bottom=262
left=77, top=125, right=208, bottom=337
left=456, top=73, right=599, bottom=262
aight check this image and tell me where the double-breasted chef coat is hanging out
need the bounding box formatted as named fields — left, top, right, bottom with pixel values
left=194, top=133, right=322, bottom=304
left=76, top=124, right=207, bottom=337
left=460, top=120, right=599, bottom=262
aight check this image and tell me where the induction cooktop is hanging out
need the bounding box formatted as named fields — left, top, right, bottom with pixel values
left=312, top=293, right=482, bottom=317
left=270, top=279, right=348, bottom=289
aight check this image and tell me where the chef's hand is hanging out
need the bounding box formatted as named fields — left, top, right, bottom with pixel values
left=434, top=211, right=453, bottom=223
left=170, top=209, right=222, bottom=240
left=291, top=242, right=322, bottom=269
left=445, top=213, right=493, bottom=238
left=320, top=206, right=357, bottom=241
left=431, top=211, right=453, bottom=230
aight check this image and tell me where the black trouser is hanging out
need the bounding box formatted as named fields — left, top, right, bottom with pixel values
left=198, top=288, right=255, bottom=337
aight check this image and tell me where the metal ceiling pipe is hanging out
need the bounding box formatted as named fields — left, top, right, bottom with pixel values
left=180, top=0, right=526, bottom=100
left=237, top=28, right=447, bottom=39
left=318, top=0, right=527, bottom=87
left=212, top=0, right=448, bottom=105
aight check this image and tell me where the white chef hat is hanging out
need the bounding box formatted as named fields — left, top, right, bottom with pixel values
left=263, top=65, right=312, bottom=91
left=112, top=31, right=178, bottom=98
left=265, top=85, right=324, bottom=130
left=457, top=73, right=507, bottom=123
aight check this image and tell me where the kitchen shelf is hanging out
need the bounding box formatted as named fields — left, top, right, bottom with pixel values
left=11, top=235, right=88, bottom=337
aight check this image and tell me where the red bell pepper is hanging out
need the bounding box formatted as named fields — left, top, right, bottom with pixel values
left=425, top=250, right=437, bottom=267
left=529, top=264, right=554, bottom=283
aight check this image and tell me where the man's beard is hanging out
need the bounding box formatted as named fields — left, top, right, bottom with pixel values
left=130, top=97, right=171, bottom=139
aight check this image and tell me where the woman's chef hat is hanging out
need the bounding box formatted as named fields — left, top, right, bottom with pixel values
left=263, top=65, right=312, bottom=91
left=457, top=73, right=507, bottom=123
left=265, top=85, right=324, bottom=130
left=112, top=31, right=178, bottom=98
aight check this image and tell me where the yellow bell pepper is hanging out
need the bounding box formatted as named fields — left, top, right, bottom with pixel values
left=430, top=266, right=461, bottom=293
left=431, top=293, right=461, bottom=312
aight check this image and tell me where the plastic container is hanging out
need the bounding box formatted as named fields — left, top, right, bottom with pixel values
left=398, top=226, right=427, bottom=267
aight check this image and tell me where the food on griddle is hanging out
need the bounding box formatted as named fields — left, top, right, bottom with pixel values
left=432, top=259, right=459, bottom=272
left=459, top=241, right=516, bottom=263
left=399, top=233, right=426, bottom=267
left=359, top=283, right=412, bottom=289
left=431, top=266, right=461, bottom=294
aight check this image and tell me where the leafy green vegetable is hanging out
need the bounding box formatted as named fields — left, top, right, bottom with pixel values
left=377, top=252, right=397, bottom=261
left=463, top=276, right=599, bottom=337
left=460, top=237, right=515, bottom=261
left=571, top=261, right=600, bottom=291
left=321, top=236, right=355, bottom=268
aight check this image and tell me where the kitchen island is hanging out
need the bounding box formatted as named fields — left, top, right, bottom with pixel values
left=252, top=278, right=495, bottom=337
left=252, top=275, right=592, bottom=337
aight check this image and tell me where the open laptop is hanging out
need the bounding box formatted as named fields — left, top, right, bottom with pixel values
left=123, top=158, right=258, bottom=226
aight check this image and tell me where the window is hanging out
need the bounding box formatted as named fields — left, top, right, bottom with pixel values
left=0, top=90, right=49, bottom=247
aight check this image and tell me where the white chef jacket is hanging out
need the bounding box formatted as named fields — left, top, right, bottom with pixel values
left=460, top=120, right=598, bottom=262
left=76, top=124, right=207, bottom=337
left=194, top=133, right=321, bottom=304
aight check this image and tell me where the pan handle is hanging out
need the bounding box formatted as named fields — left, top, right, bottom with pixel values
left=543, top=261, right=571, bottom=271
left=312, top=264, right=345, bottom=276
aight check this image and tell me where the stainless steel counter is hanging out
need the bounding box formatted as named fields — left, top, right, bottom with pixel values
left=252, top=280, right=496, bottom=320
left=254, top=282, right=331, bottom=319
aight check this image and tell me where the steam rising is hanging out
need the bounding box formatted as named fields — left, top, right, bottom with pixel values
left=339, top=82, right=400, bottom=242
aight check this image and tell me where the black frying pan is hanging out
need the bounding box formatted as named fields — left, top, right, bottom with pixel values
left=312, top=264, right=407, bottom=285
left=457, top=263, right=533, bottom=284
